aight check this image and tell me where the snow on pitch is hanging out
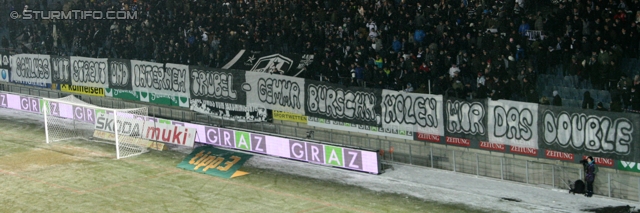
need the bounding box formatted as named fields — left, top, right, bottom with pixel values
left=1, top=108, right=636, bottom=213
left=246, top=155, right=637, bottom=213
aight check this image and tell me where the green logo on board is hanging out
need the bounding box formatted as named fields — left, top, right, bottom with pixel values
left=235, top=131, right=251, bottom=150
left=324, top=145, right=343, bottom=167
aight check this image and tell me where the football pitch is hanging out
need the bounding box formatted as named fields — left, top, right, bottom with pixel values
left=0, top=113, right=492, bottom=213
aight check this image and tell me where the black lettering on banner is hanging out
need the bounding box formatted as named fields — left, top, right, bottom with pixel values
left=50, top=56, right=70, bottom=84
left=446, top=100, right=485, bottom=135
left=133, top=63, right=187, bottom=93
left=382, top=92, right=438, bottom=128
left=109, top=61, right=129, bottom=88
left=542, top=111, right=633, bottom=155
left=307, top=84, right=377, bottom=122
left=258, top=77, right=302, bottom=110
left=190, top=99, right=269, bottom=122
left=191, top=68, right=237, bottom=100
left=492, top=106, right=534, bottom=141
left=65, top=85, right=104, bottom=95
left=72, top=58, right=108, bottom=85
left=14, top=55, right=50, bottom=80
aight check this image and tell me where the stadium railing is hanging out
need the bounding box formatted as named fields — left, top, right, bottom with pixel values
left=2, top=82, right=640, bottom=202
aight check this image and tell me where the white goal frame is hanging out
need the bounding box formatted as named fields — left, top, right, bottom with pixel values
left=42, top=95, right=149, bottom=159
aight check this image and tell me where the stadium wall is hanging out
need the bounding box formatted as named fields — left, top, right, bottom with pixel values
left=4, top=52, right=640, bottom=200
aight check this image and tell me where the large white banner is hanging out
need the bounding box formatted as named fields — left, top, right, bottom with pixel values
left=244, top=72, right=306, bottom=115
left=488, top=100, right=539, bottom=149
left=190, top=99, right=269, bottom=122
left=380, top=90, right=444, bottom=136
left=131, top=61, right=190, bottom=97
left=307, top=117, right=414, bottom=140
left=70, top=56, right=109, bottom=88
left=10, top=54, right=52, bottom=86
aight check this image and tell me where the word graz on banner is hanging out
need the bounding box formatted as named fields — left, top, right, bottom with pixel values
left=541, top=110, right=633, bottom=155
left=190, top=68, right=238, bottom=101
left=306, top=83, right=379, bottom=125
left=70, top=57, right=108, bottom=88
left=381, top=90, right=443, bottom=135
left=109, top=59, right=131, bottom=90
left=50, top=55, right=71, bottom=84
left=131, top=61, right=189, bottom=95
left=11, top=54, right=52, bottom=85
left=245, top=72, right=305, bottom=114
left=488, top=100, right=538, bottom=149
left=445, top=99, right=486, bottom=136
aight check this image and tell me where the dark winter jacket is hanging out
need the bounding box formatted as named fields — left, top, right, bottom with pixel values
left=553, top=95, right=563, bottom=106
left=582, top=91, right=595, bottom=109
left=586, top=162, right=596, bottom=182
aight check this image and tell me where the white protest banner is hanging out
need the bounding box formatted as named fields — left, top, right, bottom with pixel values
left=70, top=56, right=109, bottom=88
left=488, top=100, right=539, bottom=149
left=244, top=72, right=306, bottom=115
left=307, top=116, right=414, bottom=140
left=131, top=61, right=189, bottom=97
left=381, top=90, right=444, bottom=136
left=11, top=54, right=52, bottom=86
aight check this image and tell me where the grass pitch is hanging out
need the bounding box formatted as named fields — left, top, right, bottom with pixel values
left=0, top=115, right=492, bottom=213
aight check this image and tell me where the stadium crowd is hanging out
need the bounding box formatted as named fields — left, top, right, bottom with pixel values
left=3, top=0, right=640, bottom=110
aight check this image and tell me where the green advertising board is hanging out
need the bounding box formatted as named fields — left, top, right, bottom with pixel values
left=140, top=92, right=189, bottom=108
left=617, top=160, right=640, bottom=173
left=105, top=88, right=139, bottom=101
left=105, top=89, right=189, bottom=108
left=177, top=146, right=252, bottom=179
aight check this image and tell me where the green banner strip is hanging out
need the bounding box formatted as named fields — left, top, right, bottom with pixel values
left=617, top=160, right=640, bottom=173
left=177, top=146, right=253, bottom=179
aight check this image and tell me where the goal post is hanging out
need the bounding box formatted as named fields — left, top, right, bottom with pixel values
left=42, top=95, right=149, bottom=159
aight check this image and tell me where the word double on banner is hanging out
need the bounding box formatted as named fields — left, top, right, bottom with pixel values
left=7, top=52, right=640, bottom=163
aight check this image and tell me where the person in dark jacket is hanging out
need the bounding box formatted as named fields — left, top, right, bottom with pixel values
left=585, top=156, right=596, bottom=197
left=595, top=102, right=608, bottom=111
left=526, top=88, right=539, bottom=103
left=476, top=83, right=489, bottom=99
left=631, top=87, right=640, bottom=110
left=582, top=91, right=595, bottom=109
left=552, top=90, right=563, bottom=106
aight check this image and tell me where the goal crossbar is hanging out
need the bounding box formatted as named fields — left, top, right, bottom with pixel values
left=42, top=95, right=149, bottom=159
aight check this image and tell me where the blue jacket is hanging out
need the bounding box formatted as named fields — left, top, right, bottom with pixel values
left=355, top=67, right=365, bottom=80
left=586, top=162, right=596, bottom=182
left=518, top=23, right=530, bottom=36
left=392, top=40, right=402, bottom=53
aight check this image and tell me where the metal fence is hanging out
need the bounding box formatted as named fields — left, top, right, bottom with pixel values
left=3, top=83, right=640, bottom=202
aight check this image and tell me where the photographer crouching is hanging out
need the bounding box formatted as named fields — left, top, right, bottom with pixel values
left=582, top=156, right=597, bottom=197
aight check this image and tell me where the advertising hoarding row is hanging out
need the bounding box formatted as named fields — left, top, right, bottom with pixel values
left=0, top=91, right=381, bottom=174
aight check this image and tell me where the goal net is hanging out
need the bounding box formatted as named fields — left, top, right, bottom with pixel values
left=42, top=95, right=149, bottom=159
